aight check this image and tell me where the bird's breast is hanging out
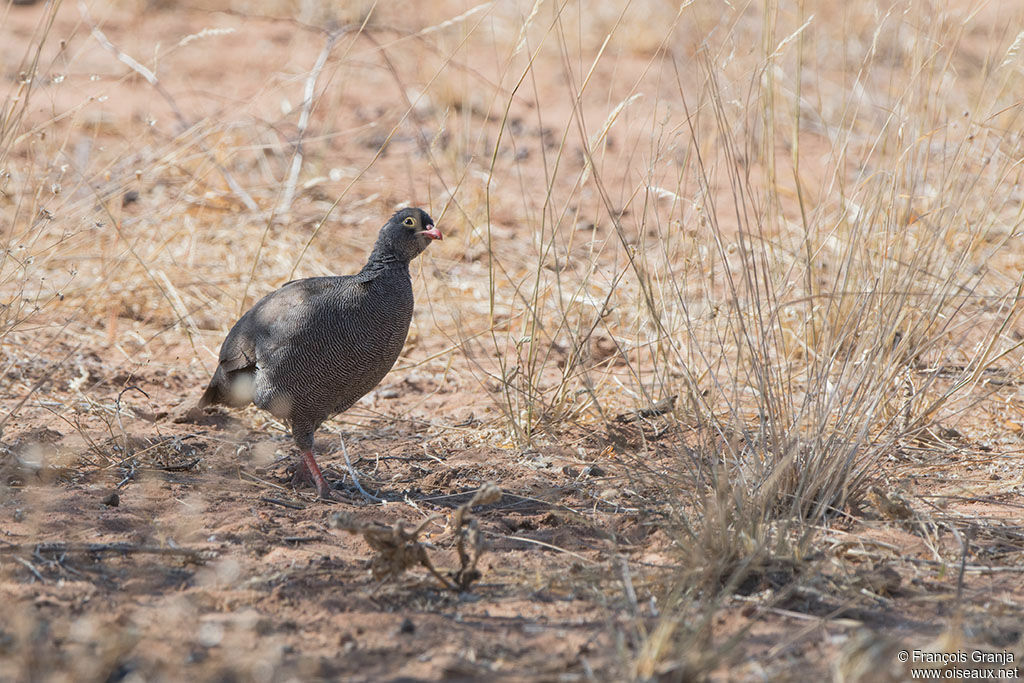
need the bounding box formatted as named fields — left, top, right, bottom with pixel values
left=291, top=279, right=414, bottom=409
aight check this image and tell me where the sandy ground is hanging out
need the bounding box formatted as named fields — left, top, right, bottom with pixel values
left=3, top=1, right=1024, bottom=681
left=4, top=331, right=1023, bottom=681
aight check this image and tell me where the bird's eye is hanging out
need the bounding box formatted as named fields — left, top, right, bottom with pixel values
left=403, top=217, right=416, bottom=227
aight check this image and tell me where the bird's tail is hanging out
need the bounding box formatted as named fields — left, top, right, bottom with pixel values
left=173, top=373, right=223, bottom=424
left=197, top=371, right=224, bottom=408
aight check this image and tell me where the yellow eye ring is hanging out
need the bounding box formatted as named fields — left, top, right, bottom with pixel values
left=403, top=217, right=416, bottom=227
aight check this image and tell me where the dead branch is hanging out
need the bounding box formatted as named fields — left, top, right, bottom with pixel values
left=2, top=542, right=214, bottom=563
left=452, top=482, right=501, bottom=590
left=331, top=482, right=502, bottom=592
left=615, top=395, right=677, bottom=422
left=261, top=496, right=307, bottom=510
left=277, top=31, right=340, bottom=214
left=332, top=511, right=453, bottom=588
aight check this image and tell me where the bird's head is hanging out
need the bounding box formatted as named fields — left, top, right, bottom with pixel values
left=375, top=207, right=441, bottom=263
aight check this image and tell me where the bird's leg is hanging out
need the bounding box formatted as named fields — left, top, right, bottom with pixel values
left=339, top=435, right=383, bottom=503
left=297, top=449, right=335, bottom=500
left=291, top=429, right=340, bottom=501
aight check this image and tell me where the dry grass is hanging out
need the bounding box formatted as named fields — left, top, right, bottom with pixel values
left=3, top=0, right=1024, bottom=680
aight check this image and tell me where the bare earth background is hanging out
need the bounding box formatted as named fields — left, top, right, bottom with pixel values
left=2, top=0, right=1024, bottom=681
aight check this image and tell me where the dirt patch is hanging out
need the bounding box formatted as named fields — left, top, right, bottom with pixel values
left=4, top=348, right=1023, bottom=680
left=3, top=1, right=1024, bottom=681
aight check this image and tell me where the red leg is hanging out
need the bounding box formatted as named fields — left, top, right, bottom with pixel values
left=298, top=449, right=334, bottom=500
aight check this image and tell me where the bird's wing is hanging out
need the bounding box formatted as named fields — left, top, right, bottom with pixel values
left=221, top=277, right=362, bottom=365
left=215, top=338, right=257, bottom=373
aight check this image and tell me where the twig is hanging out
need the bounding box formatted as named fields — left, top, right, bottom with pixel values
left=3, top=542, right=212, bottom=562
left=332, top=511, right=452, bottom=587
left=37, top=548, right=85, bottom=579
left=261, top=496, right=306, bottom=510
left=615, top=395, right=677, bottom=422
left=485, top=531, right=596, bottom=564
left=278, top=31, right=340, bottom=214
left=78, top=2, right=259, bottom=213
left=157, top=458, right=201, bottom=472
left=952, top=524, right=971, bottom=607
left=116, top=460, right=136, bottom=489
left=339, top=434, right=383, bottom=502
left=15, top=556, right=45, bottom=583
left=0, top=342, right=82, bottom=440
left=331, top=483, right=502, bottom=591
left=114, top=385, right=149, bottom=458
left=619, top=555, right=639, bottom=615
left=240, top=470, right=290, bottom=492
left=452, top=483, right=501, bottom=590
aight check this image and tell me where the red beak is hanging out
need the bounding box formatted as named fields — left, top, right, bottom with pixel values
left=422, top=225, right=442, bottom=240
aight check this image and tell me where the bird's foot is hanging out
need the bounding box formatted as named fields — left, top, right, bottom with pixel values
left=289, top=462, right=316, bottom=488
left=293, top=450, right=344, bottom=502
left=314, top=473, right=354, bottom=501
left=289, top=464, right=345, bottom=501
left=291, top=449, right=381, bottom=503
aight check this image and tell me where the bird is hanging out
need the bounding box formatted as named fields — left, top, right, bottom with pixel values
left=197, top=207, right=441, bottom=500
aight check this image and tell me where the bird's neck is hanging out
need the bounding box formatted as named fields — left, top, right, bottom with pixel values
left=360, top=247, right=409, bottom=275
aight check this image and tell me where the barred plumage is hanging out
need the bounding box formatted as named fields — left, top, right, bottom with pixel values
left=198, top=207, right=441, bottom=499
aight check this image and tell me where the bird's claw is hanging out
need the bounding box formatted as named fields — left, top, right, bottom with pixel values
left=290, top=464, right=315, bottom=489
left=316, top=481, right=346, bottom=502
left=291, top=450, right=380, bottom=503
left=289, top=462, right=339, bottom=502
